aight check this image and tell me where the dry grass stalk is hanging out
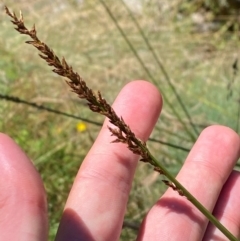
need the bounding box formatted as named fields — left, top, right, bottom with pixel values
left=4, top=6, right=156, bottom=169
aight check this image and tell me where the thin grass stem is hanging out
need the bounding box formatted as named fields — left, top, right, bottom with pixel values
left=97, top=0, right=197, bottom=142
left=0, top=93, right=190, bottom=152
left=142, top=146, right=239, bottom=241
left=0, top=93, right=102, bottom=126
left=119, top=0, right=199, bottom=137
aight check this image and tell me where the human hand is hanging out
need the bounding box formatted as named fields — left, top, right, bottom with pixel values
left=1, top=81, right=240, bottom=241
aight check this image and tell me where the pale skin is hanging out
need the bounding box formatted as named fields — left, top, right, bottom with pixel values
left=0, top=81, right=240, bottom=241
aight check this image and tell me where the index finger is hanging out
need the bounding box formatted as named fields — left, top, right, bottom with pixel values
left=55, top=80, right=162, bottom=241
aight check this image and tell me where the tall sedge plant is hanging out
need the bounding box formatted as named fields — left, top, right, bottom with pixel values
left=4, top=6, right=238, bottom=241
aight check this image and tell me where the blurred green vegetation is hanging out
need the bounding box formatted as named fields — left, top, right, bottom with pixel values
left=1, top=0, right=240, bottom=240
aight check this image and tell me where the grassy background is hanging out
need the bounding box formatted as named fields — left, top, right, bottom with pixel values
left=1, top=0, right=240, bottom=240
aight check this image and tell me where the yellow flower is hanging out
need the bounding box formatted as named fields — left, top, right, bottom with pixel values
left=76, top=122, right=87, bottom=132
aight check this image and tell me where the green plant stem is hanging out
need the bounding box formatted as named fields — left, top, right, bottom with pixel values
left=0, top=93, right=102, bottom=126
left=98, top=0, right=197, bottom=142
left=0, top=93, right=191, bottom=152
left=142, top=145, right=238, bottom=241
left=119, top=0, right=199, bottom=137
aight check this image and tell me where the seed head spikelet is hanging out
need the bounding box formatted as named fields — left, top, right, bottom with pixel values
left=4, top=6, right=151, bottom=166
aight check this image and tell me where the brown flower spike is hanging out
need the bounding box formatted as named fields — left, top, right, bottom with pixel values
left=4, top=6, right=156, bottom=170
